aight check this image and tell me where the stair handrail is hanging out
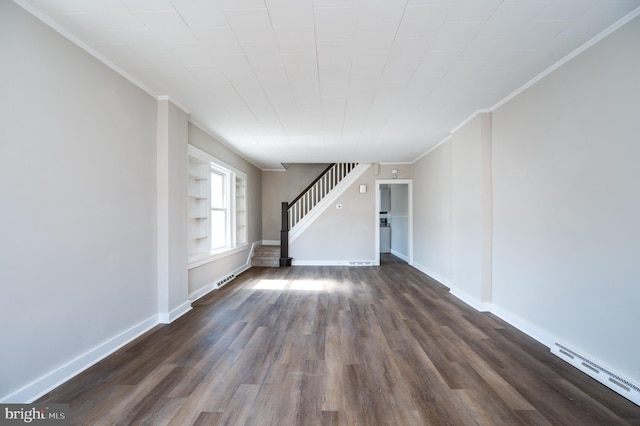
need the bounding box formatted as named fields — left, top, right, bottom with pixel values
left=288, top=163, right=335, bottom=209
left=280, top=163, right=358, bottom=266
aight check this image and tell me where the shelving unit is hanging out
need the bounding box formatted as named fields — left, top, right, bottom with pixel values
left=188, top=145, right=249, bottom=267
left=188, top=155, right=209, bottom=260
left=235, top=177, right=247, bottom=245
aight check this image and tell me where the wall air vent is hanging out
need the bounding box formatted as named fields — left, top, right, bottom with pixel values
left=551, top=342, right=640, bottom=406
left=217, top=274, right=235, bottom=288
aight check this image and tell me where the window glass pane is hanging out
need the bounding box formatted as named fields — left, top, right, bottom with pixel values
left=210, top=210, right=226, bottom=249
left=211, top=171, right=225, bottom=209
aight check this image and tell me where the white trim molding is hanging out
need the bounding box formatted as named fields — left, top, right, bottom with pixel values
left=411, top=262, right=452, bottom=289
left=158, top=301, right=192, bottom=324
left=412, top=134, right=453, bottom=164
left=292, top=259, right=376, bottom=266
left=189, top=244, right=250, bottom=269
left=189, top=241, right=258, bottom=302
left=411, top=7, right=640, bottom=165
left=490, top=6, right=640, bottom=112
left=13, top=0, right=158, bottom=100
left=448, top=288, right=491, bottom=312
left=375, top=179, right=414, bottom=266
left=390, top=249, right=409, bottom=262
left=0, top=315, right=159, bottom=403
left=489, top=304, right=555, bottom=348
left=551, top=342, right=640, bottom=406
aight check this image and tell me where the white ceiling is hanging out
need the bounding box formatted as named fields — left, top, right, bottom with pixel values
left=17, top=0, right=640, bottom=169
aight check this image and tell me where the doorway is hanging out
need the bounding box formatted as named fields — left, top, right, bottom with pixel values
left=374, top=179, right=413, bottom=266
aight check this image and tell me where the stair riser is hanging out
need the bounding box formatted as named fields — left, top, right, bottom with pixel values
left=253, top=253, right=280, bottom=257
left=252, top=260, right=280, bottom=267
left=252, top=245, right=281, bottom=267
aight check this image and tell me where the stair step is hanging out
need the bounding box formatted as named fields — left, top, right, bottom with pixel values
left=252, top=245, right=281, bottom=268
left=253, top=250, right=280, bottom=258
left=254, top=245, right=280, bottom=252
left=252, top=258, right=281, bottom=267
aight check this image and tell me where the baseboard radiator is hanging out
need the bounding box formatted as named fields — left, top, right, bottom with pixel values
left=551, top=342, right=640, bottom=406
left=217, top=274, right=235, bottom=288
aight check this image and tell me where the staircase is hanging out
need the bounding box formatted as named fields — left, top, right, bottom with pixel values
left=287, top=163, right=358, bottom=229
left=279, top=163, right=369, bottom=266
left=251, top=245, right=280, bottom=267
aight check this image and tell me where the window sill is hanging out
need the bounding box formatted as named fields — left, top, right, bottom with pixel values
left=188, top=244, right=249, bottom=270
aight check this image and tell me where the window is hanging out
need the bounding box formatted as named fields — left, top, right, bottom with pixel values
left=188, top=145, right=248, bottom=267
left=210, top=167, right=228, bottom=250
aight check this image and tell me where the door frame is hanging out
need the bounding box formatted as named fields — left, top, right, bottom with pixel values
left=374, top=179, right=413, bottom=266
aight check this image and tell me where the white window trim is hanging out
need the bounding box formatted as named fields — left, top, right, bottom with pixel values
left=188, top=145, right=248, bottom=269
left=188, top=245, right=249, bottom=269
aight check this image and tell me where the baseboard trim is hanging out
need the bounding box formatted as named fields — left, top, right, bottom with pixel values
left=291, top=260, right=376, bottom=266
left=0, top=314, right=159, bottom=403
left=410, top=263, right=490, bottom=311
left=490, top=304, right=555, bottom=348
left=189, top=241, right=259, bottom=303
left=449, top=288, right=491, bottom=312
left=410, top=264, right=551, bottom=344
left=551, top=342, right=640, bottom=407
left=234, top=264, right=250, bottom=276
left=158, top=301, right=192, bottom=324
left=190, top=280, right=218, bottom=302
left=489, top=303, right=640, bottom=407
left=262, top=239, right=279, bottom=246
left=411, top=262, right=452, bottom=289
left=390, top=249, right=409, bottom=262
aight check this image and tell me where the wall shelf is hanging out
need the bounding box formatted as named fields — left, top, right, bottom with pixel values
left=188, top=154, right=210, bottom=258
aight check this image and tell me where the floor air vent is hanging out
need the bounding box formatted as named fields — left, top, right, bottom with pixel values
left=552, top=342, right=640, bottom=406
left=217, top=274, right=235, bottom=288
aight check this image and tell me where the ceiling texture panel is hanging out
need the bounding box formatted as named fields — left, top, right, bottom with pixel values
left=15, top=0, right=640, bottom=168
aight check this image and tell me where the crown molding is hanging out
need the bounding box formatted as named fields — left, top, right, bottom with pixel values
left=490, top=6, right=640, bottom=112
left=411, top=134, right=452, bottom=164
left=13, top=0, right=161, bottom=100
left=413, top=6, right=640, bottom=164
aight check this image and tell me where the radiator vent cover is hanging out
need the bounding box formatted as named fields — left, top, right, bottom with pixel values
left=217, top=274, right=235, bottom=288
left=552, top=342, right=640, bottom=406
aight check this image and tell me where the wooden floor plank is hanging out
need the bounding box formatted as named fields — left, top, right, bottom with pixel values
left=37, top=255, right=640, bottom=425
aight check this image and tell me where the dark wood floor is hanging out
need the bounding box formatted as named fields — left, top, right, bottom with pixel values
left=39, top=255, right=640, bottom=425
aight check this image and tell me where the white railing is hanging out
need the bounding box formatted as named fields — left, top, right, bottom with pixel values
left=287, top=163, right=357, bottom=230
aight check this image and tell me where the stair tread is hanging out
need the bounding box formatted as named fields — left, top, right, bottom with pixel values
left=252, top=262, right=280, bottom=267
left=252, top=245, right=282, bottom=268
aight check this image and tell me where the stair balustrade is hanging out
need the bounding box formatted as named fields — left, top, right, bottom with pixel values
left=280, top=163, right=358, bottom=266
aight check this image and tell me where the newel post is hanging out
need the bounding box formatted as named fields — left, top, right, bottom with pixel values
left=280, top=201, right=292, bottom=266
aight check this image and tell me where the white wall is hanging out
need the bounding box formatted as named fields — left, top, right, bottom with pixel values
left=412, top=14, right=640, bottom=389
left=0, top=2, right=158, bottom=401
left=187, top=123, right=262, bottom=297
left=451, top=113, right=492, bottom=309
left=290, top=165, right=376, bottom=264
left=412, top=113, right=492, bottom=310
left=412, top=143, right=453, bottom=285
left=491, top=17, right=640, bottom=384
left=156, top=99, right=190, bottom=322
left=261, top=164, right=330, bottom=241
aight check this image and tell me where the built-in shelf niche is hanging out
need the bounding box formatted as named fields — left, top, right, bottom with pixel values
left=188, top=145, right=248, bottom=264
left=235, top=177, right=247, bottom=245
left=188, top=155, right=210, bottom=260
